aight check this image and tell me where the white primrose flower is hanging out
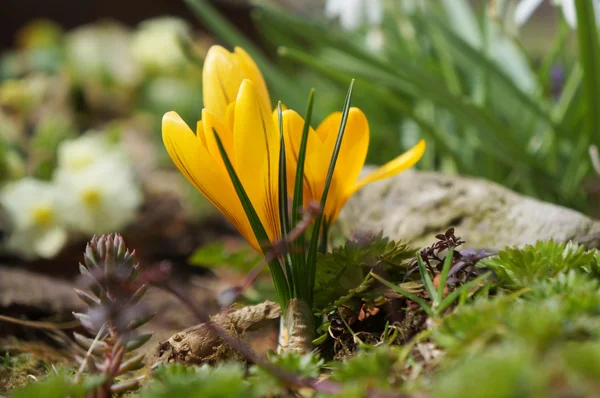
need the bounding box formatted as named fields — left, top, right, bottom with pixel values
left=0, top=178, right=67, bottom=259
left=54, top=132, right=142, bottom=236
left=55, top=132, right=127, bottom=176
left=325, top=0, right=383, bottom=31
left=514, top=0, right=600, bottom=28
left=130, top=17, right=191, bottom=74
left=66, top=22, right=142, bottom=86
left=56, top=158, right=142, bottom=236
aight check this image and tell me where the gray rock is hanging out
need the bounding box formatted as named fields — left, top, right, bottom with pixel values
left=337, top=170, right=600, bottom=250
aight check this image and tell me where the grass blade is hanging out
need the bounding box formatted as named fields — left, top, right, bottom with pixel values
left=280, top=46, right=538, bottom=172
left=291, top=89, right=315, bottom=226
left=319, top=220, right=329, bottom=254
left=437, top=247, right=454, bottom=302
left=278, top=102, right=294, bottom=296
left=371, top=272, right=435, bottom=317
left=417, top=254, right=438, bottom=304
left=261, top=3, right=535, bottom=163
left=438, top=272, right=491, bottom=313
left=278, top=47, right=470, bottom=172
left=278, top=102, right=291, bottom=237
left=561, top=0, right=600, bottom=195
left=575, top=0, right=600, bottom=145
left=430, top=18, right=557, bottom=131
left=289, top=90, right=315, bottom=303
left=212, top=128, right=291, bottom=308
left=306, top=81, right=354, bottom=307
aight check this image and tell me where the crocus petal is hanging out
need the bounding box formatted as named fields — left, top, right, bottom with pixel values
left=234, top=80, right=281, bottom=241
left=352, top=139, right=426, bottom=194
left=202, top=46, right=271, bottom=123
left=232, top=47, right=271, bottom=112
left=202, top=45, right=245, bottom=122
left=321, top=108, right=369, bottom=196
left=279, top=109, right=322, bottom=204
left=202, top=108, right=235, bottom=171
left=315, top=111, right=339, bottom=142
left=162, top=111, right=260, bottom=251
left=226, top=102, right=236, bottom=133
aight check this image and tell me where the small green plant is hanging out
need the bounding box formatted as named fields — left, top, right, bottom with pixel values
left=313, top=232, right=415, bottom=313
left=141, top=363, right=250, bottom=398
left=248, top=352, right=324, bottom=397
left=479, top=240, right=600, bottom=288
left=9, top=370, right=97, bottom=398
left=371, top=229, right=493, bottom=318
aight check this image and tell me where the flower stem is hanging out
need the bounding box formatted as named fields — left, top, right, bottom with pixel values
left=278, top=298, right=314, bottom=354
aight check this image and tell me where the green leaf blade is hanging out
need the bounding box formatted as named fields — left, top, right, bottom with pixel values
left=418, top=253, right=438, bottom=304
left=437, top=247, right=455, bottom=303
left=371, top=272, right=435, bottom=318
left=307, top=80, right=355, bottom=308
left=211, top=128, right=291, bottom=309
left=278, top=102, right=294, bottom=296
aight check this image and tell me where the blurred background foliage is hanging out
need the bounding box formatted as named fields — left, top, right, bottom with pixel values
left=0, top=0, right=599, bottom=261
left=186, top=0, right=600, bottom=213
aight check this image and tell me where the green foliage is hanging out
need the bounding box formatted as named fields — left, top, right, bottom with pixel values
left=433, top=341, right=600, bottom=398
left=313, top=233, right=415, bottom=312
left=527, top=269, right=600, bottom=306
left=265, top=351, right=324, bottom=378
left=13, top=237, right=600, bottom=398
left=305, top=81, right=354, bottom=309
left=372, top=268, right=491, bottom=319
left=137, top=355, right=326, bottom=398
left=435, top=267, right=600, bottom=356
left=188, top=241, right=260, bottom=272
left=140, top=363, right=250, bottom=398
left=249, top=352, right=324, bottom=397
left=244, top=1, right=600, bottom=210
left=574, top=0, right=600, bottom=171
left=0, top=352, right=29, bottom=369
left=480, top=240, right=600, bottom=288
left=329, top=346, right=399, bottom=386
left=9, top=371, right=102, bottom=398
left=432, top=344, right=544, bottom=398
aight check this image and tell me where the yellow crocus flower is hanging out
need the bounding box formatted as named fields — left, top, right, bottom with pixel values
left=202, top=45, right=271, bottom=123
left=163, top=46, right=279, bottom=253
left=163, top=44, right=425, bottom=254
left=281, top=108, right=425, bottom=222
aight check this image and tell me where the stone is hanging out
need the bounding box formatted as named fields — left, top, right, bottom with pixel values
left=337, top=170, right=600, bottom=251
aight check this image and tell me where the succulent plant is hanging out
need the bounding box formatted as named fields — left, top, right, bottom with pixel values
left=73, top=234, right=153, bottom=396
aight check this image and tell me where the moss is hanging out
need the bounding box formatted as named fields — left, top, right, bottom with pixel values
left=0, top=340, right=73, bottom=394
left=0, top=353, right=52, bottom=393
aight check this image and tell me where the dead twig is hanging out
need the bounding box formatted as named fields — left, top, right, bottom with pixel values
left=0, top=314, right=80, bottom=330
